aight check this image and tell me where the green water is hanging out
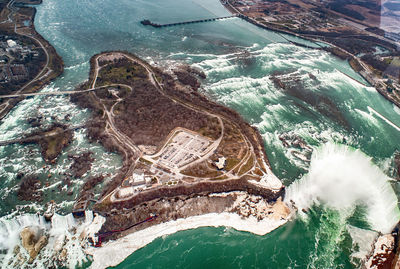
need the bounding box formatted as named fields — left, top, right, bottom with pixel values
left=115, top=207, right=354, bottom=269
left=0, top=0, right=399, bottom=267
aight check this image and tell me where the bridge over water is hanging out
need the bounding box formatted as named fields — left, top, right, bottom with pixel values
left=141, top=15, right=239, bottom=28
left=0, top=84, right=131, bottom=99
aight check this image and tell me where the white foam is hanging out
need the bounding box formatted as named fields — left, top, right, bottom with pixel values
left=367, top=106, right=400, bottom=132
left=87, top=212, right=287, bottom=269
left=355, top=108, right=380, bottom=127
left=194, top=56, right=237, bottom=76
left=0, top=211, right=105, bottom=268
left=286, top=142, right=400, bottom=233
left=307, top=208, right=350, bottom=269
left=64, top=61, right=88, bottom=71
left=393, top=104, right=400, bottom=116
left=208, top=75, right=283, bottom=105
left=347, top=225, right=378, bottom=263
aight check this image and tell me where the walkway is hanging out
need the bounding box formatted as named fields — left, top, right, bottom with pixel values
left=141, top=15, right=237, bottom=28
left=0, top=84, right=132, bottom=99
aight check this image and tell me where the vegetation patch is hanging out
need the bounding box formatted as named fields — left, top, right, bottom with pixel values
left=239, top=155, right=255, bottom=176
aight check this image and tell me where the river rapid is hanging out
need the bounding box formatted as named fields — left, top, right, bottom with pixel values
left=1, top=0, right=400, bottom=268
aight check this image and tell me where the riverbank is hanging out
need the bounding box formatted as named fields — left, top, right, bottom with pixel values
left=94, top=180, right=286, bottom=242
left=87, top=210, right=290, bottom=269
left=0, top=0, right=64, bottom=120
left=219, top=0, right=400, bottom=109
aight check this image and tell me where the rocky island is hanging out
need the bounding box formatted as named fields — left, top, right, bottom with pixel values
left=67, top=51, right=291, bottom=267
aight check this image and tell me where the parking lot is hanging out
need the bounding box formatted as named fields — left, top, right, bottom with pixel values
left=155, top=130, right=212, bottom=170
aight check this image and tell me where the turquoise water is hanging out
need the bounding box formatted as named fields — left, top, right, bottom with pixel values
left=0, top=0, right=399, bottom=267
left=115, top=208, right=353, bottom=269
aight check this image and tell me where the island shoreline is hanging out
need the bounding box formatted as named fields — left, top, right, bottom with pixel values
left=86, top=211, right=289, bottom=269
left=66, top=50, right=291, bottom=267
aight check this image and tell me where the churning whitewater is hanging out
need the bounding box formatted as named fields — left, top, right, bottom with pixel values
left=0, top=211, right=105, bottom=268
left=285, top=142, right=400, bottom=234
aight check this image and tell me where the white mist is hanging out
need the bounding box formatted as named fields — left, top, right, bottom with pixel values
left=285, top=142, right=400, bottom=233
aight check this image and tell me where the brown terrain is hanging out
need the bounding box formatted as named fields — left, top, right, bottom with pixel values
left=17, top=174, right=42, bottom=202
left=68, top=152, right=95, bottom=179
left=19, top=123, right=74, bottom=163
left=69, top=51, right=286, bottom=242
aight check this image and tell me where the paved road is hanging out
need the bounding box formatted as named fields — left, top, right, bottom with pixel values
left=89, top=54, right=142, bottom=179
left=224, top=0, right=387, bottom=84
left=101, top=52, right=270, bottom=203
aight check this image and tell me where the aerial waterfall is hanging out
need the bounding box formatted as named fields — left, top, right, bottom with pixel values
left=285, top=142, right=400, bottom=234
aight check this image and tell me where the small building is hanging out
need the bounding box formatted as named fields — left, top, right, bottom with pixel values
left=215, top=157, right=226, bottom=170
left=121, top=169, right=147, bottom=187
left=144, top=176, right=153, bottom=186
left=7, top=39, right=17, bottom=48
left=118, top=187, right=135, bottom=198
left=131, top=169, right=145, bottom=186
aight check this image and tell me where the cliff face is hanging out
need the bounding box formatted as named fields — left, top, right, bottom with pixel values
left=365, top=223, right=400, bottom=269
left=97, top=188, right=287, bottom=242
left=95, top=177, right=284, bottom=213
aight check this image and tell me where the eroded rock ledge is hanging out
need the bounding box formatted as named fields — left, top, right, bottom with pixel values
left=97, top=188, right=287, bottom=242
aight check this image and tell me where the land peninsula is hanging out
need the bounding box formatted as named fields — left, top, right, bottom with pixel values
left=67, top=51, right=291, bottom=263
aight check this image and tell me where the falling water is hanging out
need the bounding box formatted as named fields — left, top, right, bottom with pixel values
left=0, top=211, right=104, bottom=268
left=285, top=142, right=400, bottom=234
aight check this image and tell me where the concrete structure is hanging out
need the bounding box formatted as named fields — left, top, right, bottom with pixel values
left=215, top=157, right=226, bottom=170
left=118, top=187, right=135, bottom=198
left=159, top=175, right=170, bottom=184
left=7, top=39, right=16, bottom=48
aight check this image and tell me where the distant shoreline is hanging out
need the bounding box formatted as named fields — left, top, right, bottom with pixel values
left=219, top=0, right=400, bottom=109
left=0, top=0, right=64, bottom=120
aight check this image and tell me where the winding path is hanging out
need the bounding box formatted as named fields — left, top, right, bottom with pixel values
left=91, top=52, right=276, bottom=204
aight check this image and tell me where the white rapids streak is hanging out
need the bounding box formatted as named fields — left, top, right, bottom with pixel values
left=367, top=106, right=400, bottom=132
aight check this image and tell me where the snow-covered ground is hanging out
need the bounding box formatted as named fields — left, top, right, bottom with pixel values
left=86, top=212, right=288, bottom=269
